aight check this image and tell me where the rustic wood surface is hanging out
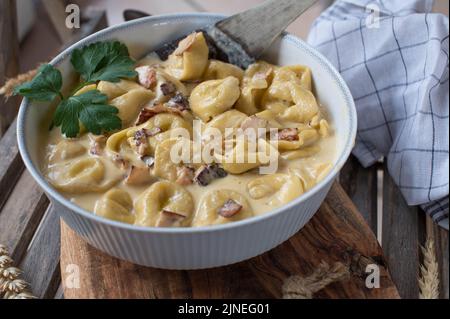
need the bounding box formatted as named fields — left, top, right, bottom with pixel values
left=340, top=156, right=379, bottom=234
left=0, top=0, right=20, bottom=134
left=0, top=0, right=448, bottom=299
left=60, top=182, right=399, bottom=299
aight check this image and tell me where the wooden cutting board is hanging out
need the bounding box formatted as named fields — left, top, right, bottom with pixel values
left=60, top=182, right=400, bottom=299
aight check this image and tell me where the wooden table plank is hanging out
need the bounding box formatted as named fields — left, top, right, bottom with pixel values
left=340, top=156, right=378, bottom=234
left=19, top=205, right=61, bottom=299
left=0, top=170, right=49, bottom=262
left=61, top=182, right=399, bottom=299
left=382, top=164, right=422, bottom=299
left=0, top=0, right=20, bottom=134
left=0, top=120, right=24, bottom=210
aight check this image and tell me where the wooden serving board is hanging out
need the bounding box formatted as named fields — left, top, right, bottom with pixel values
left=60, top=182, right=400, bottom=299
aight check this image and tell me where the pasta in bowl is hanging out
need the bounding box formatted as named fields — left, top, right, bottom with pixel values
left=17, top=14, right=356, bottom=269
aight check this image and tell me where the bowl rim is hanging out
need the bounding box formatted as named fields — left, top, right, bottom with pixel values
left=17, top=12, right=357, bottom=234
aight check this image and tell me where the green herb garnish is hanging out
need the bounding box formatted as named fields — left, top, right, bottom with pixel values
left=14, top=41, right=138, bottom=138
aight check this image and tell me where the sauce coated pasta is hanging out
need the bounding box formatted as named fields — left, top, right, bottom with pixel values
left=43, top=32, right=336, bottom=227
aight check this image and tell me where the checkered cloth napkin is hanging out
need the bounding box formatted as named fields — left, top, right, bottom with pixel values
left=308, top=0, right=449, bottom=229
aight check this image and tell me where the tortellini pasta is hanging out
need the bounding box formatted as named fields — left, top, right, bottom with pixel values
left=203, top=109, right=248, bottom=140
left=97, top=80, right=145, bottom=100
left=49, top=140, right=86, bottom=163
left=192, top=190, right=253, bottom=226
left=235, top=61, right=274, bottom=115
left=43, top=32, right=336, bottom=228
left=266, top=65, right=312, bottom=102
left=94, top=188, right=134, bottom=224
left=247, top=174, right=303, bottom=206
left=165, top=32, right=209, bottom=81
left=153, top=138, right=200, bottom=182
left=134, top=181, right=194, bottom=227
left=217, top=138, right=279, bottom=174
left=110, top=88, right=155, bottom=126
left=203, top=60, right=244, bottom=82
left=190, top=76, right=241, bottom=122
left=48, top=158, right=120, bottom=193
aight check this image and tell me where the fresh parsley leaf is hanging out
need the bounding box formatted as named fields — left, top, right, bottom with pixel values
left=13, top=64, right=62, bottom=101
left=53, top=90, right=121, bottom=138
left=70, top=41, right=137, bottom=83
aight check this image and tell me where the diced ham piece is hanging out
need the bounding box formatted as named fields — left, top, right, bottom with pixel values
left=156, top=210, right=186, bottom=227
left=277, top=128, right=299, bottom=141
left=218, top=199, right=242, bottom=218
left=125, top=165, right=155, bottom=185
left=176, top=166, right=195, bottom=185
left=135, top=66, right=157, bottom=89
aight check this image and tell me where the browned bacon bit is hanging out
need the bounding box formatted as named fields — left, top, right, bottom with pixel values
left=160, top=82, right=176, bottom=96
left=135, top=66, right=157, bottom=89
left=135, top=104, right=184, bottom=125
left=176, top=166, right=195, bottom=185
left=156, top=210, right=186, bottom=227
left=167, top=93, right=190, bottom=111
left=277, top=128, right=299, bottom=141
left=141, top=155, right=155, bottom=168
left=218, top=199, right=242, bottom=218
left=125, top=165, right=155, bottom=185
left=194, top=164, right=228, bottom=186
left=173, top=32, right=196, bottom=56
left=135, top=107, right=156, bottom=125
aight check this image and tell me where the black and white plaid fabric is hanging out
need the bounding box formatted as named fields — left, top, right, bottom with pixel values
left=308, top=0, right=449, bottom=229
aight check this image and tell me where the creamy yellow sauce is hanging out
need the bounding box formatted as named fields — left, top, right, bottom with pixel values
left=42, top=32, right=336, bottom=228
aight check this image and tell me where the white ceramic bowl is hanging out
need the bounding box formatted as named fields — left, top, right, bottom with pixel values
left=17, top=13, right=356, bottom=269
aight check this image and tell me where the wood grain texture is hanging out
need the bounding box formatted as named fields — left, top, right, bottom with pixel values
left=0, top=170, right=49, bottom=262
left=0, top=120, right=24, bottom=210
left=41, top=0, right=74, bottom=43
left=61, top=182, right=399, bottom=299
left=19, top=206, right=61, bottom=299
left=340, top=155, right=378, bottom=233
left=0, top=0, right=20, bottom=133
left=382, top=164, right=422, bottom=299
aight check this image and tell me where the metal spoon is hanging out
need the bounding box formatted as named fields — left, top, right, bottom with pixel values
left=206, top=0, right=317, bottom=68
left=125, top=0, right=317, bottom=69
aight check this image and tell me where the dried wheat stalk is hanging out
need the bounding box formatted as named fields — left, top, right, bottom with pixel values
left=418, top=237, right=439, bottom=299
left=0, top=244, right=36, bottom=299
left=282, top=261, right=350, bottom=299
left=0, top=67, right=40, bottom=98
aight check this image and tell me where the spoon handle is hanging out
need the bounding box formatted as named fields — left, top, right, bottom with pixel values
left=214, top=0, right=317, bottom=60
